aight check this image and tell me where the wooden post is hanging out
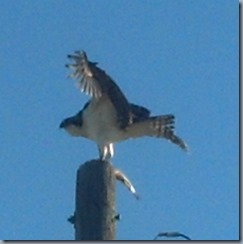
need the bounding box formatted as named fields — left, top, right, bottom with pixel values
left=74, top=159, right=116, bottom=240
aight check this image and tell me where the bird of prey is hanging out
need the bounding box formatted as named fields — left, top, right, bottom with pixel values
left=60, top=51, right=188, bottom=161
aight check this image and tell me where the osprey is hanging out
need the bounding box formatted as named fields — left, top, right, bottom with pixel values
left=60, top=51, right=187, bottom=161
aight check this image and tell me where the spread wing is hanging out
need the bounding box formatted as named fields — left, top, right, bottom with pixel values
left=66, top=51, right=131, bottom=129
left=126, top=114, right=188, bottom=151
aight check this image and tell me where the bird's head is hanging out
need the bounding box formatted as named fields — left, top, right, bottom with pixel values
left=59, top=113, right=83, bottom=137
left=59, top=118, right=72, bottom=129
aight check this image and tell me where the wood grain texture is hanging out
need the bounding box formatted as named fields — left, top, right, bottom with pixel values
left=75, top=160, right=116, bottom=240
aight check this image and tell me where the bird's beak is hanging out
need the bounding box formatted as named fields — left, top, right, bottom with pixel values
left=59, top=120, right=65, bottom=129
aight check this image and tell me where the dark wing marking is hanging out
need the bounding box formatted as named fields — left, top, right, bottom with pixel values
left=66, top=51, right=130, bottom=128
left=129, top=103, right=150, bottom=123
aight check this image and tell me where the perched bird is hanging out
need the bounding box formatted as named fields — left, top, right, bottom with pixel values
left=60, top=51, right=188, bottom=161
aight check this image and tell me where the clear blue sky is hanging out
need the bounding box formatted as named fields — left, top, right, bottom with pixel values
left=0, top=0, right=239, bottom=241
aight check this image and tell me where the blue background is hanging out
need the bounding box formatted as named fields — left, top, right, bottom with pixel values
left=0, top=0, right=239, bottom=240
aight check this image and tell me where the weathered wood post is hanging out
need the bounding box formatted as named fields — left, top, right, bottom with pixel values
left=74, top=159, right=116, bottom=240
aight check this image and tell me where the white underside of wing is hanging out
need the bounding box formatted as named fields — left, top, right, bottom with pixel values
left=68, top=51, right=102, bottom=98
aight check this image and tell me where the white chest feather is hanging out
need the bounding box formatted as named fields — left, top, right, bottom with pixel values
left=81, top=97, right=123, bottom=144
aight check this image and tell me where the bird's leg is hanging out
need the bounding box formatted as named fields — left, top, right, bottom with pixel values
left=98, top=144, right=113, bottom=163
left=98, top=145, right=105, bottom=161
left=108, top=143, right=114, bottom=159
left=104, top=143, right=114, bottom=163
